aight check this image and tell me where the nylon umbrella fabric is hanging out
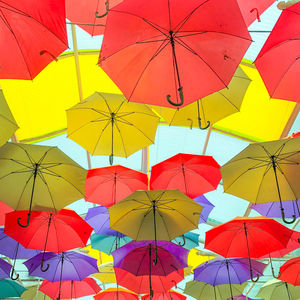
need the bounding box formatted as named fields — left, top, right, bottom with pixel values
left=150, top=153, right=221, bottom=198
left=93, top=287, right=139, bottom=300
left=142, top=290, right=186, bottom=300
left=21, top=285, right=52, bottom=300
left=193, top=195, right=215, bottom=224
left=279, top=256, right=300, bottom=286
left=99, top=0, right=251, bottom=108
left=92, top=262, right=116, bottom=283
left=0, top=0, right=67, bottom=80
left=0, top=259, right=12, bottom=279
left=226, top=296, right=254, bottom=300
left=0, top=201, right=12, bottom=225
left=85, top=165, right=148, bottom=207
left=0, top=279, right=26, bottom=299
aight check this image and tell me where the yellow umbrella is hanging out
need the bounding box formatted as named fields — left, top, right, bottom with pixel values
left=187, top=248, right=215, bottom=271
left=80, top=245, right=113, bottom=265
left=21, top=285, right=53, bottom=300
left=152, top=66, right=250, bottom=130
left=93, top=262, right=116, bottom=283
left=221, top=136, right=300, bottom=224
left=66, top=92, right=160, bottom=165
left=0, top=89, right=18, bottom=146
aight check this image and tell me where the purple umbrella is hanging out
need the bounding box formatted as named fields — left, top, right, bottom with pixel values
left=227, top=296, right=253, bottom=300
left=193, top=195, right=214, bottom=224
left=0, top=228, right=40, bottom=280
left=194, top=258, right=266, bottom=300
left=251, top=200, right=300, bottom=219
left=0, top=259, right=11, bottom=279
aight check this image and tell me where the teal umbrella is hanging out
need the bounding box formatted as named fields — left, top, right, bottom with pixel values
left=0, top=279, right=26, bottom=299
left=172, top=232, right=200, bottom=250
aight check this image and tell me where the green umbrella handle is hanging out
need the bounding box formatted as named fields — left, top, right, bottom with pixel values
left=95, top=1, right=109, bottom=18
left=167, top=86, right=184, bottom=107
left=197, top=117, right=210, bottom=130
left=281, top=208, right=296, bottom=224
left=17, top=213, right=31, bottom=228
left=109, top=154, right=114, bottom=166
left=10, top=243, right=20, bottom=280
left=270, top=255, right=281, bottom=279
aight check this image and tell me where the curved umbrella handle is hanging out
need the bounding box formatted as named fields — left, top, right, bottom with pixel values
left=95, top=1, right=109, bottom=18
left=250, top=8, right=261, bottom=22
left=250, top=269, right=260, bottom=282
left=10, top=268, right=19, bottom=281
left=17, top=213, right=31, bottom=228
left=178, top=235, right=186, bottom=246
left=271, top=269, right=281, bottom=279
left=167, top=86, right=184, bottom=107
left=197, top=117, right=210, bottom=130
left=281, top=208, right=296, bottom=224
left=41, top=260, right=50, bottom=272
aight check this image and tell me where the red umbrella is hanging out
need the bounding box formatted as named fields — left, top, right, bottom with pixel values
left=0, top=201, right=12, bottom=226
left=85, top=165, right=148, bottom=207
left=255, top=1, right=300, bottom=102
left=5, top=209, right=92, bottom=271
left=39, top=278, right=101, bottom=299
left=65, top=0, right=122, bottom=36
left=94, top=287, right=139, bottom=300
left=99, top=0, right=251, bottom=107
left=205, top=217, right=293, bottom=282
left=0, top=0, right=68, bottom=79
left=142, top=290, right=186, bottom=300
left=279, top=257, right=300, bottom=285
left=150, top=153, right=221, bottom=199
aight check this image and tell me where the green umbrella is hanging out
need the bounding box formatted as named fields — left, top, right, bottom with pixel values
left=0, top=279, right=26, bottom=299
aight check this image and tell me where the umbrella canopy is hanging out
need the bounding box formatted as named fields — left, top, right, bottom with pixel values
left=151, top=66, right=251, bottom=129
left=85, top=165, right=148, bottom=207
left=279, top=257, right=300, bottom=285
left=257, top=279, right=300, bottom=300
left=92, top=262, right=116, bottom=283
left=184, top=280, right=247, bottom=300
left=0, top=259, right=12, bottom=279
left=0, top=0, right=67, bottom=80
left=142, top=290, right=186, bottom=300
left=21, top=285, right=52, bottom=300
left=99, top=0, right=251, bottom=107
left=255, top=1, right=300, bottom=102
left=0, top=142, right=87, bottom=227
left=94, top=287, right=139, bottom=300
left=0, top=201, right=12, bottom=225
left=172, top=232, right=199, bottom=250
left=66, top=92, right=159, bottom=164
left=227, top=296, right=253, bottom=300
left=150, top=153, right=221, bottom=198
left=39, top=278, right=101, bottom=299
left=221, top=137, right=300, bottom=223
left=65, top=0, right=122, bottom=36
left=0, top=279, right=26, bottom=299
left=193, top=195, right=215, bottom=224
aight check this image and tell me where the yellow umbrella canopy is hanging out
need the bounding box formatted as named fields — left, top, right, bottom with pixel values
left=0, top=89, right=18, bottom=146
left=66, top=92, right=160, bottom=165
left=187, top=249, right=214, bottom=271
left=80, top=245, right=113, bottom=265
left=221, top=136, right=300, bottom=224
left=152, top=66, right=251, bottom=130
left=92, top=262, right=116, bottom=283
left=21, top=285, right=53, bottom=300
left=0, top=142, right=87, bottom=227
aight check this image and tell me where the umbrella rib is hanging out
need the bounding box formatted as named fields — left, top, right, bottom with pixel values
left=96, top=93, right=113, bottom=114
left=37, top=147, right=54, bottom=165
left=91, top=119, right=112, bottom=155
left=217, top=91, right=241, bottom=111
left=134, top=247, right=149, bottom=275
left=155, top=208, right=172, bottom=241
left=13, top=143, right=36, bottom=166
left=14, top=172, right=34, bottom=210
left=253, top=164, right=273, bottom=204
left=0, top=114, right=18, bottom=126
left=113, top=121, right=128, bottom=157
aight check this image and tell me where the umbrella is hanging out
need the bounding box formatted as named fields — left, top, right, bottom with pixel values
left=205, top=217, right=293, bottom=282
left=0, top=279, right=26, bottom=299
left=0, top=259, right=12, bottom=279
left=226, top=296, right=253, bottom=300
left=184, top=280, right=247, bottom=300
left=85, top=165, right=148, bottom=207
left=172, top=232, right=199, bottom=250
left=109, top=189, right=203, bottom=263
left=193, top=257, right=266, bottom=299
left=93, top=287, right=139, bottom=300
left=91, top=233, right=132, bottom=255
left=99, top=0, right=251, bottom=107
left=142, top=290, right=186, bottom=300
left=0, top=201, right=12, bottom=225
left=39, top=278, right=101, bottom=299
left=150, top=153, right=221, bottom=198
left=65, top=0, right=122, bottom=36
left=193, top=195, right=215, bottom=224
left=187, top=248, right=215, bottom=271
left=151, top=66, right=250, bottom=129
left=92, top=262, right=116, bottom=283
left=66, top=92, right=159, bottom=165
left=0, top=89, right=18, bottom=146
left=255, top=1, right=300, bottom=102
left=221, top=137, right=300, bottom=223
left=0, top=142, right=87, bottom=227
left=0, top=0, right=67, bottom=80
left=21, top=285, right=52, bottom=300
left=257, top=279, right=300, bottom=300
left=279, top=257, right=300, bottom=285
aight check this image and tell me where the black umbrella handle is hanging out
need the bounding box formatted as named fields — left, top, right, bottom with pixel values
left=270, top=255, right=281, bottom=279
left=41, top=259, right=50, bottom=273
left=178, top=235, right=186, bottom=247
left=196, top=100, right=210, bottom=130
left=17, top=213, right=31, bottom=228
left=95, top=1, right=109, bottom=18
left=281, top=207, right=296, bottom=224
left=167, top=86, right=184, bottom=107
left=10, top=243, right=20, bottom=280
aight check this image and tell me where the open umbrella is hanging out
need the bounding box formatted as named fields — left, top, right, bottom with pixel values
left=279, top=257, right=300, bottom=285
left=21, top=285, right=52, bottom=300
left=99, top=0, right=251, bottom=107
left=193, top=195, right=215, bottom=224
left=85, top=165, right=148, bottom=207
left=0, top=259, right=12, bottom=279
left=0, top=142, right=87, bottom=227
left=172, top=232, right=199, bottom=250
left=94, top=287, right=139, bottom=300
left=0, top=201, right=12, bottom=225
left=0, top=279, right=26, bottom=299
left=142, top=290, right=186, bottom=300
left=226, top=296, right=253, bottom=300
left=66, top=92, right=159, bottom=165
left=92, top=262, right=116, bottom=283
left=221, top=137, right=300, bottom=223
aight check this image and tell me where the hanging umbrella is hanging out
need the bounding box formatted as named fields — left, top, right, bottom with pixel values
left=193, top=195, right=215, bottom=224
left=226, top=296, right=254, bottom=300
left=66, top=92, right=159, bottom=165
left=172, top=232, right=199, bottom=250
left=94, top=287, right=139, bottom=300
left=255, top=1, right=300, bottom=102
left=279, top=257, right=300, bottom=285
left=205, top=217, right=293, bottom=282
left=187, top=249, right=215, bottom=272
left=0, top=279, right=26, bottom=299
left=0, top=201, right=12, bottom=225
left=257, top=279, right=300, bottom=300
left=39, top=278, right=101, bottom=299
left=92, top=262, right=116, bottom=283
left=109, top=189, right=203, bottom=263
left=221, top=137, right=300, bottom=223
left=0, top=142, right=87, bottom=227
left=0, top=0, right=67, bottom=80
left=85, top=165, right=148, bottom=207
left=151, top=66, right=250, bottom=129
left=65, top=0, right=122, bottom=36
left=184, top=280, right=247, bottom=300
left=150, top=153, right=221, bottom=198
left=0, top=89, right=18, bottom=146
left=21, top=285, right=52, bottom=300
left=142, top=290, right=186, bottom=300
left=99, top=0, right=251, bottom=107
left=193, top=257, right=266, bottom=299
left=0, top=259, right=12, bottom=279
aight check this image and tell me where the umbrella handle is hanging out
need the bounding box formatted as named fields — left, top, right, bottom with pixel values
left=167, top=86, right=184, bottom=107
left=281, top=208, right=296, bottom=224
left=41, top=260, right=50, bottom=272
left=197, top=117, right=210, bottom=130
left=10, top=267, right=19, bottom=281
left=109, top=154, right=114, bottom=166
left=17, top=213, right=31, bottom=228
left=178, top=235, right=186, bottom=246
left=250, top=269, right=259, bottom=282
left=95, top=1, right=109, bottom=18
left=271, top=268, right=281, bottom=279
left=250, top=8, right=261, bottom=22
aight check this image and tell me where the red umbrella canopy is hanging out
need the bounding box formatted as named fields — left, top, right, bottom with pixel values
left=99, top=0, right=252, bottom=108
left=65, top=0, right=122, bottom=36
left=0, top=0, right=68, bottom=79
left=150, top=153, right=221, bottom=198
left=255, top=1, right=300, bottom=102
left=39, top=278, right=101, bottom=299
left=0, top=201, right=12, bottom=226
left=4, top=209, right=93, bottom=253
left=85, top=165, right=148, bottom=207
left=94, top=287, right=139, bottom=300
left=279, top=257, right=300, bottom=286
left=142, top=290, right=186, bottom=300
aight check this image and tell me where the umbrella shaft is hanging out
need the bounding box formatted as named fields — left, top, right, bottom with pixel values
left=225, top=260, right=233, bottom=300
